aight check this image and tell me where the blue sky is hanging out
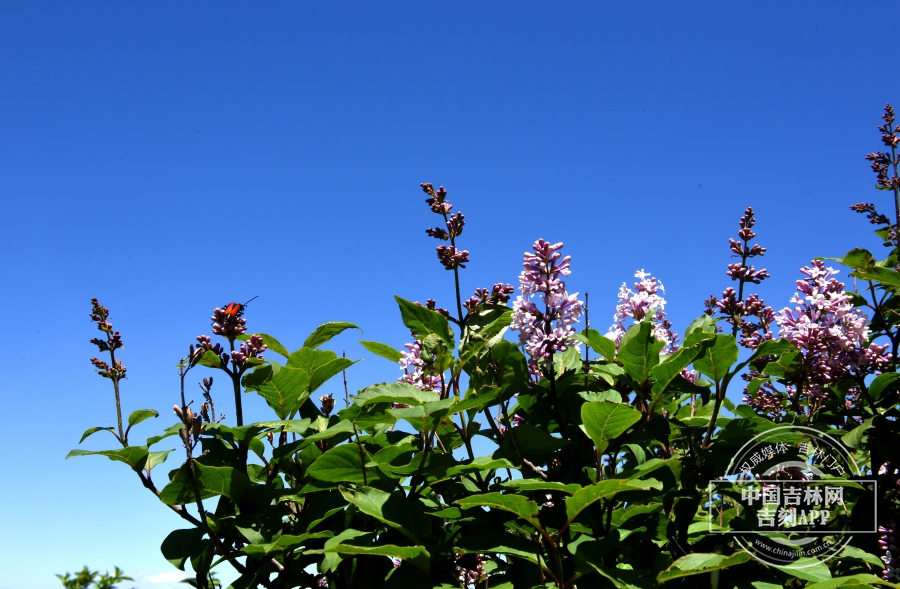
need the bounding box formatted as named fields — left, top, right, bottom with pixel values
left=2, top=3, right=897, bottom=587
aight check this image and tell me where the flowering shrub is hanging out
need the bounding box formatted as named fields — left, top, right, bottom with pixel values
left=69, top=105, right=900, bottom=588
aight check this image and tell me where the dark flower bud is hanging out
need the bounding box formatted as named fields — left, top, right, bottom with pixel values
left=426, top=227, right=449, bottom=240
left=173, top=405, right=184, bottom=420
left=319, top=393, right=335, bottom=417
left=436, top=245, right=470, bottom=270
left=192, top=416, right=203, bottom=440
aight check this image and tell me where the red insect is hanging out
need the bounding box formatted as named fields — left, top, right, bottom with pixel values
left=220, top=296, right=259, bottom=320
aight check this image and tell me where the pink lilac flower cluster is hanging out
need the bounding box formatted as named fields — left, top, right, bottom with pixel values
left=866, top=104, right=900, bottom=191
left=742, top=378, right=790, bottom=417
left=509, top=240, right=583, bottom=376
left=607, top=270, right=677, bottom=352
left=454, top=553, right=486, bottom=586
left=880, top=520, right=900, bottom=582
left=776, top=260, right=890, bottom=398
left=398, top=338, right=442, bottom=394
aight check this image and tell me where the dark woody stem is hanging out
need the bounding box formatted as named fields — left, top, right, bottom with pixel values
left=109, top=347, right=126, bottom=444
left=228, top=339, right=244, bottom=427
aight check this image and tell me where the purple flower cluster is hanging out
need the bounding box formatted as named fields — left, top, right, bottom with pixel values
left=776, top=261, right=890, bottom=398
left=510, top=240, right=583, bottom=375
left=742, top=377, right=789, bottom=417
left=880, top=520, right=900, bottom=582
left=463, top=283, right=515, bottom=314
left=705, top=207, right=775, bottom=349
left=398, top=339, right=442, bottom=393
left=211, top=307, right=248, bottom=340
left=607, top=270, right=678, bottom=352
left=866, top=104, right=900, bottom=191
left=454, top=553, right=486, bottom=587
left=230, top=334, right=267, bottom=369
left=422, top=183, right=472, bottom=271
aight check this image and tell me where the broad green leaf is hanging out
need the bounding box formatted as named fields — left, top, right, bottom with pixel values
left=359, top=340, right=404, bottom=363
left=580, top=401, right=642, bottom=454
left=147, top=449, right=173, bottom=470
left=302, top=420, right=356, bottom=443
left=502, top=479, right=581, bottom=494
left=250, top=366, right=310, bottom=419
left=806, top=573, right=900, bottom=588
left=307, top=444, right=369, bottom=484
left=387, top=398, right=457, bottom=432
left=161, top=528, right=205, bottom=570
left=237, top=333, right=290, bottom=359
left=657, top=552, right=751, bottom=583
left=456, top=531, right=545, bottom=566
left=127, top=409, right=159, bottom=428
left=651, top=333, right=714, bottom=397
left=287, top=348, right=356, bottom=395
left=324, top=543, right=430, bottom=573
left=444, top=456, right=515, bottom=477
left=159, top=463, right=251, bottom=505
left=354, top=382, right=439, bottom=406
left=235, top=505, right=283, bottom=545
left=838, top=546, right=884, bottom=567
left=340, top=487, right=430, bottom=543
left=66, top=446, right=149, bottom=472
left=457, top=492, right=542, bottom=528
left=851, top=266, right=900, bottom=288
left=303, top=322, right=361, bottom=350
left=870, top=372, right=900, bottom=406
left=79, top=426, right=116, bottom=444
left=564, top=479, right=661, bottom=526
left=842, top=248, right=876, bottom=269
left=494, top=423, right=569, bottom=463
left=842, top=417, right=874, bottom=450
left=684, top=314, right=717, bottom=338
left=147, top=423, right=183, bottom=447
left=773, top=557, right=832, bottom=583
left=692, top=334, right=738, bottom=382
left=459, top=307, right=513, bottom=365
left=241, top=532, right=332, bottom=558
left=395, top=295, right=455, bottom=350
left=617, top=322, right=665, bottom=384
left=575, top=328, right=617, bottom=361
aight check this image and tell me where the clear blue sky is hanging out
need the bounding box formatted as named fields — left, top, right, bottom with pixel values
left=2, top=3, right=897, bottom=587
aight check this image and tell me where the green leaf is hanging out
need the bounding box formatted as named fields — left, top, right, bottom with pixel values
left=842, top=417, right=875, bottom=450
left=580, top=401, right=642, bottom=454
left=161, top=528, right=205, bottom=570
left=324, top=544, right=430, bottom=573
left=395, top=295, right=455, bottom=350
left=235, top=505, right=283, bottom=545
left=870, top=372, right=900, bottom=406
left=250, top=366, right=310, bottom=419
left=287, top=348, right=357, bottom=395
left=459, top=307, right=514, bottom=366
left=147, top=449, right=173, bottom=470
left=692, top=334, right=738, bottom=382
left=456, top=493, right=542, bottom=529
left=773, top=557, right=832, bottom=583
left=66, top=446, right=150, bottom=472
left=127, top=409, right=159, bottom=428
left=303, top=322, right=362, bottom=350
left=805, top=573, right=900, bottom=588
left=501, top=479, right=581, bottom=494
left=617, top=322, right=665, bottom=384
left=651, top=332, right=715, bottom=398
left=340, top=487, right=430, bottom=543
left=564, top=479, right=661, bottom=526
left=241, top=532, right=333, bottom=558
left=838, top=546, right=884, bottom=567
left=255, top=333, right=290, bottom=359
left=354, top=382, right=439, bottom=406
left=78, top=426, right=116, bottom=443
left=159, top=463, right=251, bottom=505
left=307, top=444, right=369, bottom=484
left=684, top=314, right=717, bottom=338
left=387, top=398, right=457, bottom=432
left=359, top=340, right=404, bottom=363
left=494, top=423, right=569, bottom=463
left=575, top=328, right=617, bottom=361
left=657, top=552, right=751, bottom=583
left=842, top=248, right=876, bottom=269
left=851, top=266, right=900, bottom=288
